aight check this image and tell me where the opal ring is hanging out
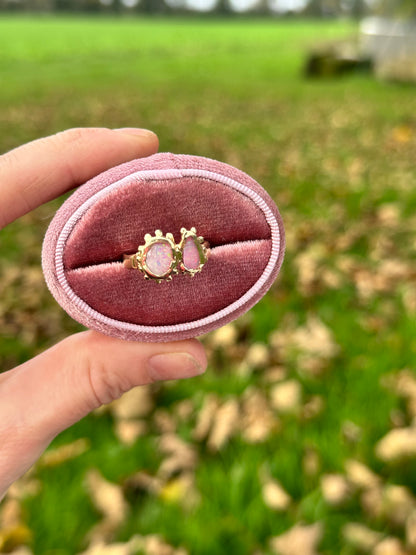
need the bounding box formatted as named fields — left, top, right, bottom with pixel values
left=123, top=227, right=209, bottom=282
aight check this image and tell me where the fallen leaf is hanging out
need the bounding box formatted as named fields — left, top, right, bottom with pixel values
left=39, top=438, right=90, bottom=468
left=372, top=537, right=407, bottom=555
left=85, top=469, right=128, bottom=543
left=154, top=409, right=177, bottom=434
left=302, top=396, right=325, bottom=420
left=321, top=474, right=351, bottom=506
left=244, top=342, right=270, bottom=369
left=270, top=522, right=323, bottom=555
left=241, top=388, right=278, bottom=443
left=270, top=380, right=302, bottom=414
left=209, top=323, right=238, bottom=349
left=109, top=386, right=153, bottom=420
left=376, top=427, right=416, bottom=462
left=303, top=448, right=321, bottom=477
left=0, top=498, right=32, bottom=552
left=207, top=398, right=240, bottom=452
left=345, top=459, right=381, bottom=490
left=383, top=485, right=416, bottom=527
left=158, top=434, right=198, bottom=479
left=114, top=420, right=147, bottom=446
left=406, top=509, right=416, bottom=549
left=193, top=394, right=220, bottom=442
left=361, top=486, right=384, bottom=520
left=343, top=523, right=383, bottom=551
left=259, top=467, right=291, bottom=512
left=263, top=366, right=287, bottom=383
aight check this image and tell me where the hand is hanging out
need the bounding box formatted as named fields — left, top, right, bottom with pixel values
left=0, top=128, right=207, bottom=501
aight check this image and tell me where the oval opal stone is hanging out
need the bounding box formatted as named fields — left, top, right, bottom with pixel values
left=183, top=237, right=201, bottom=270
left=145, top=242, right=173, bottom=277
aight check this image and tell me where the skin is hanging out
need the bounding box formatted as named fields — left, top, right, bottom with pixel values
left=0, top=128, right=208, bottom=501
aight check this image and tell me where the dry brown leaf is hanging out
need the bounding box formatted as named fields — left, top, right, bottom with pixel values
left=270, top=315, right=339, bottom=375
left=123, top=471, right=162, bottom=497
left=39, top=439, right=90, bottom=468
left=262, top=480, right=291, bottom=511
left=174, top=399, right=195, bottom=422
left=78, top=536, right=144, bottom=555
left=244, top=343, right=270, bottom=369
left=291, top=316, right=339, bottom=360
left=209, top=323, right=238, bottom=349
left=270, top=522, right=323, bottom=555
left=114, top=420, right=147, bottom=446
left=343, top=523, right=383, bottom=551
left=391, top=124, right=413, bottom=144
left=263, top=366, right=287, bottom=383
left=193, top=394, right=220, bottom=442
left=345, top=459, right=381, bottom=490
left=259, top=468, right=291, bottom=512
left=109, top=385, right=153, bottom=420
left=376, top=427, right=416, bottom=462
left=0, top=498, right=32, bottom=553
left=85, top=469, right=128, bottom=543
left=241, top=388, right=278, bottom=443
left=377, top=203, right=401, bottom=228
left=321, top=474, right=351, bottom=506
left=6, top=547, right=34, bottom=555
left=158, top=434, right=198, bottom=479
left=6, top=474, right=41, bottom=501
left=406, top=509, right=416, bottom=549
left=302, top=396, right=325, bottom=420
left=294, top=243, right=327, bottom=296
left=270, top=380, right=302, bottom=414
left=342, top=421, right=362, bottom=444
left=207, top=397, right=240, bottom=452
left=372, top=537, right=407, bottom=555
left=303, top=448, right=321, bottom=477
left=361, top=486, right=384, bottom=520
left=393, top=370, right=416, bottom=419
left=154, top=409, right=177, bottom=434
left=142, top=534, right=189, bottom=555
left=383, top=485, right=416, bottom=527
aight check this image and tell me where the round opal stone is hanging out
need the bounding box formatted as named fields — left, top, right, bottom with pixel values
left=183, top=237, right=201, bottom=270
left=145, top=242, right=173, bottom=277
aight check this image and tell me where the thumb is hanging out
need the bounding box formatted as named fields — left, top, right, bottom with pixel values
left=0, top=331, right=206, bottom=497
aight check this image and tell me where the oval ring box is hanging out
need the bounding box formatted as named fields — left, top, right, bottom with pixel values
left=42, top=153, right=285, bottom=342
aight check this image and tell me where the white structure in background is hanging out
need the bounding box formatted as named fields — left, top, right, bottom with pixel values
left=360, top=16, right=416, bottom=81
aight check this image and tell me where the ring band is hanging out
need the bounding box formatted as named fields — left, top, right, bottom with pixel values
left=124, top=227, right=209, bottom=282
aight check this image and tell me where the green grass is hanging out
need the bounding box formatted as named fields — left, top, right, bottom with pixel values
left=1, top=14, right=416, bottom=555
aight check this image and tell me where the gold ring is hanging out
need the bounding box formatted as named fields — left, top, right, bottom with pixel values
left=123, top=227, right=209, bottom=282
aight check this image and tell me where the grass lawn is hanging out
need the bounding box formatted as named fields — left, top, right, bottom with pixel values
left=1, top=14, right=416, bottom=555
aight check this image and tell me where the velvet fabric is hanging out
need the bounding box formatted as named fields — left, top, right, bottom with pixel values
left=42, top=153, right=285, bottom=342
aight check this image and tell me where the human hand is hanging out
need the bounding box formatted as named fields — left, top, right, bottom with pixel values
left=0, top=128, right=207, bottom=501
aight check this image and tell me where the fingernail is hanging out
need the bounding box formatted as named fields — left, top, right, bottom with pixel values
left=147, top=352, right=205, bottom=382
left=114, top=127, right=157, bottom=139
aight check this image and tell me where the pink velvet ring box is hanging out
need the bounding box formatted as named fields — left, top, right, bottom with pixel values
left=42, top=153, right=285, bottom=342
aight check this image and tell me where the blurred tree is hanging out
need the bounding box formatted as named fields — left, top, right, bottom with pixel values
left=304, top=0, right=343, bottom=15
left=374, top=0, right=416, bottom=17
left=138, top=0, right=168, bottom=12
left=216, top=0, right=233, bottom=14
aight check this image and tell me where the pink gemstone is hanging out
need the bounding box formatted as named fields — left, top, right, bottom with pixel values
left=183, top=237, right=200, bottom=270
left=145, top=242, right=173, bottom=277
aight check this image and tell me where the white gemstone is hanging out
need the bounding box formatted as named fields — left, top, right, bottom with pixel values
left=145, top=242, right=173, bottom=277
left=183, top=237, right=200, bottom=270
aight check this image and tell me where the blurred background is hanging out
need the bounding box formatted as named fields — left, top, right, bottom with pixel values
left=1, top=1, right=416, bottom=554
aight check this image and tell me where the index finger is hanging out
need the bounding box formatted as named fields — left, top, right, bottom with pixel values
left=0, top=127, right=159, bottom=229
